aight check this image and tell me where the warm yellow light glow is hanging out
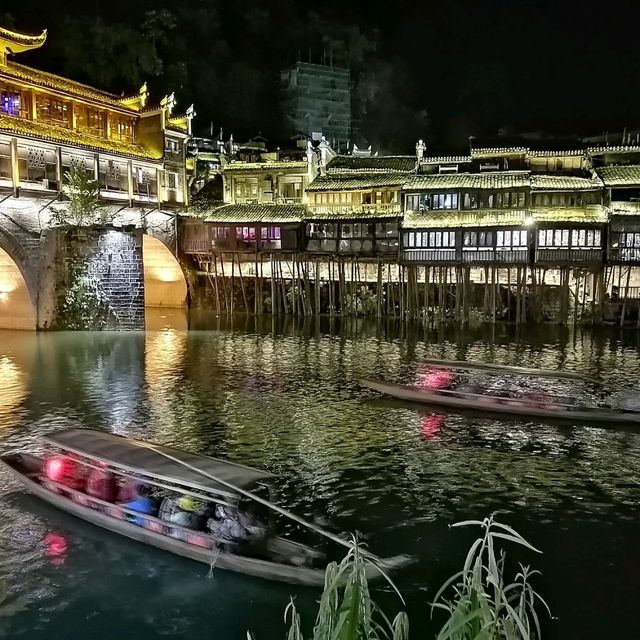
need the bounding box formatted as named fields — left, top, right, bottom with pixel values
left=0, top=269, right=19, bottom=294
left=155, top=268, right=181, bottom=283
left=524, top=216, right=535, bottom=227
left=0, top=247, right=35, bottom=329
left=142, top=235, right=187, bottom=307
left=0, top=355, right=26, bottom=427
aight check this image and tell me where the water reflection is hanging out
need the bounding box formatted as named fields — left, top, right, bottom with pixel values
left=0, top=356, right=25, bottom=428
left=0, top=316, right=640, bottom=638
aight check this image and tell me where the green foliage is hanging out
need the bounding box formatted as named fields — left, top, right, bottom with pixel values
left=431, top=515, right=550, bottom=640
left=50, top=168, right=108, bottom=227
left=252, top=538, right=408, bottom=640
left=36, top=2, right=429, bottom=152
left=57, top=255, right=116, bottom=331
left=52, top=13, right=172, bottom=89
left=257, top=516, right=548, bottom=640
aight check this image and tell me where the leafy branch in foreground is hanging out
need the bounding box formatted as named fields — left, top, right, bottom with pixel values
left=431, top=514, right=551, bottom=640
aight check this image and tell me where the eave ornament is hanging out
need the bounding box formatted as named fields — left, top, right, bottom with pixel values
left=0, top=26, right=47, bottom=66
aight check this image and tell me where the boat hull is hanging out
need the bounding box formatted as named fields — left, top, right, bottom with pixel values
left=360, top=379, right=640, bottom=424
left=1, top=454, right=327, bottom=586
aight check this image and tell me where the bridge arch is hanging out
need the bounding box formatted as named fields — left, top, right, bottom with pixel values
left=142, top=234, right=188, bottom=308
left=0, top=229, right=37, bottom=330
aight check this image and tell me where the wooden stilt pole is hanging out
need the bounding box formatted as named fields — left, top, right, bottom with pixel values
left=424, top=266, right=429, bottom=321
left=315, top=260, right=321, bottom=316
left=270, top=253, right=277, bottom=315
left=230, top=253, right=235, bottom=315
left=328, top=259, right=334, bottom=316
left=280, top=259, right=289, bottom=315
left=212, top=254, right=221, bottom=315
left=376, top=259, right=383, bottom=318
left=620, top=267, right=632, bottom=327
left=237, top=255, right=248, bottom=312
left=219, top=254, right=230, bottom=313
left=522, top=266, right=527, bottom=323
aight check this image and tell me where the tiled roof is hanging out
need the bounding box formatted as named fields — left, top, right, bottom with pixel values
left=0, top=27, right=47, bottom=48
left=195, top=152, right=222, bottom=162
left=532, top=205, right=608, bottom=223
left=529, top=149, right=586, bottom=157
left=326, top=155, right=416, bottom=172
left=0, top=113, right=160, bottom=161
left=223, top=161, right=308, bottom=172
left=166, top=115, right=189, bottom=134
left=403, top=209, right=527, bottom=229
left=471, top=147, right=529, bottom=156
left=198, top=203, right=306, bottom=223
left=307, top=172, right=407, bottom=191
left=404, top=171, right=530, bottom=191
left=420, top=156, right=472, bottom=164
left=588, top=146, right=640, bottom=155
left=305, top=207, right=401, bottom=221
left=530, top=174, right=603, bottom=191
left=596, top=165, right=640, bottom=186
left=0, top=62, right=139, bottom=113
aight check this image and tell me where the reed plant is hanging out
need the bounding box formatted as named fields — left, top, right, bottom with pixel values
left=431, top=514, right=550, bottom=640
left=251, top=514, right=548, bottom=640
left=249, top=536, right=409, bottom=640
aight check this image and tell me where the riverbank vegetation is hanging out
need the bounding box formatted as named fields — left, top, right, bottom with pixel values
left=255, top=514, right=549, bottom=640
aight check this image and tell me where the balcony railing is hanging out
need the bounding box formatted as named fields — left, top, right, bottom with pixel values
left=461, top=249, right=529, bottom=264
left=309, top=203, right=402, bottom=215
left=495, top=249, right=529, bottom=263
left=182, top=240, right=211, bottom=253
left=608, top=247, right=640, bottom=263
left=535, top=248, right=603, bottom=264
left=403, top=249, right=457, bottom=263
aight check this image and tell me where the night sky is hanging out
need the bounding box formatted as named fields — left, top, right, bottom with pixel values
left=3, top=0, right=640, bottom=152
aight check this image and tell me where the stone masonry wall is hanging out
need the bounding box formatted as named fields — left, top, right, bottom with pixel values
left=47, top=227, right=145, bottom=330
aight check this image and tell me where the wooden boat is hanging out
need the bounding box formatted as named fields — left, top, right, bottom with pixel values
left=2, top=429, right=409, bottom=586
left=418, top=357, right=586, bottom=380
left=360, top=378, right=640, bottom=424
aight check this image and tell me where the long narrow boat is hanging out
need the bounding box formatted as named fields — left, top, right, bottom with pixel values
left=360, top=378, right=640, bottom=424
left=418, top=357, right=586, bottom=380
left=2, top=429, right=409, bottom=585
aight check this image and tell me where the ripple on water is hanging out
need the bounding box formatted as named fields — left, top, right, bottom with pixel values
left=1, top=321, right=640, bottom=639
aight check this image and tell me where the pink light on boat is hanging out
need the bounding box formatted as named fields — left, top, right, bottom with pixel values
left=418, top=369, right=453, bottom=390
left=44, top=457, right=65, bottom=481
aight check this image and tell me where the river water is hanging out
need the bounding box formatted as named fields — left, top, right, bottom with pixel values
left=0, top=309, right=639, bottom=639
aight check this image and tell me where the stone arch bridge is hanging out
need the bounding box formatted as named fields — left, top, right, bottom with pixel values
left=0, top=195, right=188, bottom=330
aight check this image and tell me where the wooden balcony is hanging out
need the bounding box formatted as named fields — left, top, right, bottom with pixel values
left=461, top=249, right=529, bottom=264
left=535, top=248, right=603, bottom=264
left=402, top=249, right=457, bottom=264
left=608, top=247, right=640, bottom=264
left=309, top=202, right=402, bottom=216
left=182, top=240, right=211, bottom=253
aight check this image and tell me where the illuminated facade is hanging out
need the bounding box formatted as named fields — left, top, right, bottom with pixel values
left=400, top=145, right=640, bottom=268
left=0, top=26, right=192, bottom=207
left=182, top=152, right=313, bottom=255
left=305, top=155, right=413, bottom=256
